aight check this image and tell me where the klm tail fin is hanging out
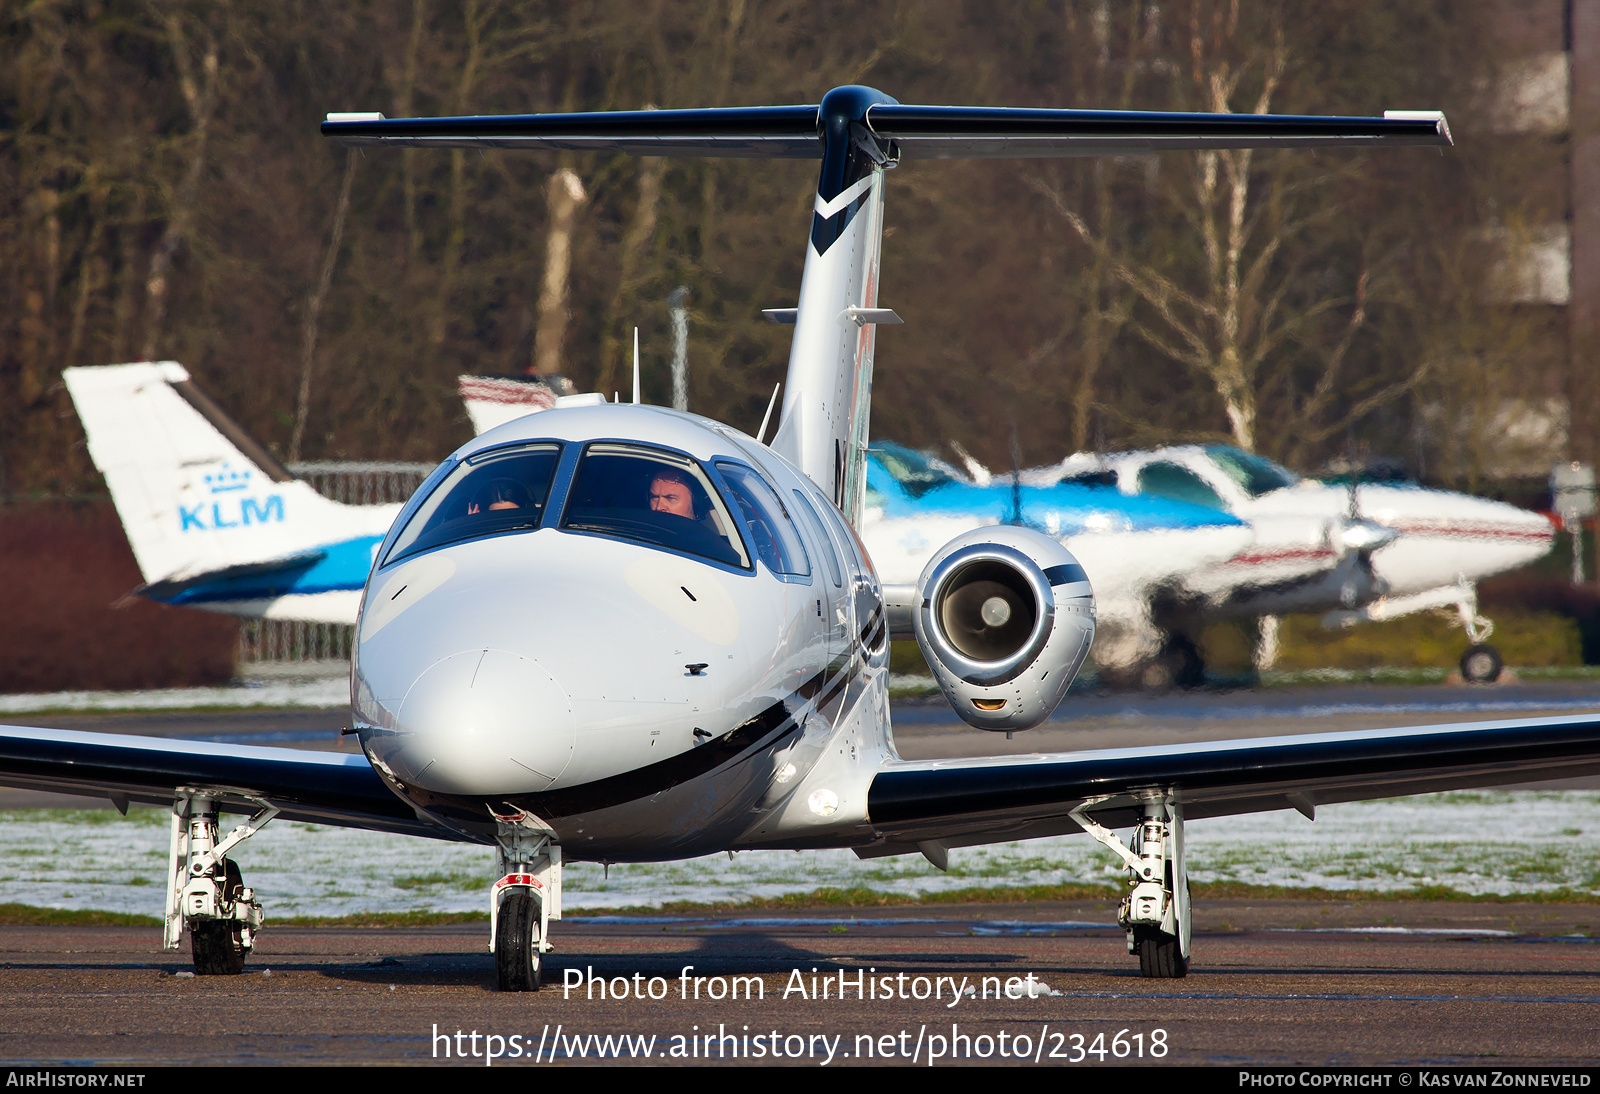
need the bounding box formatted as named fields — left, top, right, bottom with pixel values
left=63, top=362, right=397, bottom=621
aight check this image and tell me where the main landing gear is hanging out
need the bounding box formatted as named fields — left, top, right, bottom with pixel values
left=165, top=790, right=277, bottom=975
left=489, top=808, right=563, bottom=992
left=1072, top=794, right=1190, bottom=978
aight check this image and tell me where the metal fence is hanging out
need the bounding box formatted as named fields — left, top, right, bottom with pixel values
left=286, top=460, right=434, bottom=506
left=235, top=460, right=434, bottom=677
left=236, top=619, right=355, bottom=677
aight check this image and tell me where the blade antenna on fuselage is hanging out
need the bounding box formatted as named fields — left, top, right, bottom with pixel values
left=632, top=327, right=641, bottom=405
left=757, top=381, right=781, bottom=445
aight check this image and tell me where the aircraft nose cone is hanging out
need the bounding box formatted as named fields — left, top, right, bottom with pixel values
left=396, top=649, right=575, bottom=795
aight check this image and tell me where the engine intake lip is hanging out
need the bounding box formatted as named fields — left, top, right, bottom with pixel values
left=918, top=543, right=1055, bottom=686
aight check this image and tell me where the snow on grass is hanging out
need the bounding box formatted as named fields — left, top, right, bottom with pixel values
left=0, top=678, right=349, bottom=714
left=2, top=791, right=1597, bottom=917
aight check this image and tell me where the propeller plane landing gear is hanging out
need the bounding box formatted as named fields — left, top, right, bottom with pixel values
left=1460, top=643, right=1504, bottom=684
left=489, top=809, right=562, bottom=992
left=164, top=791, right=276, bottom=975
left=1072, top=794, right=1191, bottom=978
left=1453, top=581, right=1502, bottom=684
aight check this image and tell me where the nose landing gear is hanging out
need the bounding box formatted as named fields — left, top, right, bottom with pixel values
left=489, top=808, right=562, bottom=992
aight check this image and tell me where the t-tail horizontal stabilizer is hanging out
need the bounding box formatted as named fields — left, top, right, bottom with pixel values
left=322, top=101, right=1451, bottom=157
left=325, top=87, right=1449, bottom=526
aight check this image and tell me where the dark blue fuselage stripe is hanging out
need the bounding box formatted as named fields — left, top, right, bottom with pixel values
left=1043, top=563, right=1087, bottom=587
left=428, top=646, right=868, bottom=821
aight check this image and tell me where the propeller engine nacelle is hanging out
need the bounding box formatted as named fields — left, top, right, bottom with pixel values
left=912, top=526, right=1096, bottom=732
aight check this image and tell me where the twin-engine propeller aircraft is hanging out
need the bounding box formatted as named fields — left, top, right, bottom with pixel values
left=989, top=444, right=1555, bottom=684
left=6, top=87, right=1600, bottom=991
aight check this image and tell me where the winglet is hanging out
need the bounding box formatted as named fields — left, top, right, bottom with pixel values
left=1383, top=109, right=1452, bottom=146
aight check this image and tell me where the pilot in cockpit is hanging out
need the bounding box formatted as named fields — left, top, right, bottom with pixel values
left=647, top=465, right=734, bottom=544
left=647, top=467, right=700, bottom=520
left=467, top=477, right=532, bottom=516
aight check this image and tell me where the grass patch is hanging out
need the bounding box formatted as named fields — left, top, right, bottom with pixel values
left=569, top=882, right=1124, bottom=916
left=392, top=872, right=483, bottom=891
left=1202, top=610, right=1584, bottom=675
left=274, top=910, right=490, bottom=927
left=0, top=903, right=161, bottom=926
left=1188, top=882, right=1600, bottom=903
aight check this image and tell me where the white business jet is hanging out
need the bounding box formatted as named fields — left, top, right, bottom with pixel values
left=459, top=383, right=1259, bottom=680
left=6, top=89, right=1598, bottom=993
left=1033, top=444, right=1554, bottom=682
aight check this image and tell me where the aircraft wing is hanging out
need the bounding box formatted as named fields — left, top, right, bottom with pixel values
left=858, top=713, right=1600, bottom=857
left=0, top=725, right=471, bottom=842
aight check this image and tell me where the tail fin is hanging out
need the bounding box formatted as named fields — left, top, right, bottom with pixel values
left=324, top=89, right=1450, bottom=526
left=458, top=373, right=561, bottom=434
left=63, top=362, right=396, bottom=616
left=766, top=90, right=899, bottom=525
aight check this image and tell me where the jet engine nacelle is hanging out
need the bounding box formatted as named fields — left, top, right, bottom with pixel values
left=912, top=526, right=1096, bottom=731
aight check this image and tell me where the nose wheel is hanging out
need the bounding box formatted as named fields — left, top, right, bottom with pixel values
left=1460, top=643, right=1503, bottom=684
left=495, top=889, right=543, bottom=991
left=489, top=808, right=562, bottom=992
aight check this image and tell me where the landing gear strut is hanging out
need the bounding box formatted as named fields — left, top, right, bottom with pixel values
left=165, top=790, right=277, bottom=975
left=489, top=809, right=562, bottom=992
left=1072, top=794, right=1190, bottom=978
left=1454, top=581, right=1501, bottom=684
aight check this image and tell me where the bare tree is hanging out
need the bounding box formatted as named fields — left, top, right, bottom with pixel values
left=534, top=168, right=588, bottom=378
left=1037, top=1, right=1428, bottom=455
left=289, top=150, right=358, bottom=463
left=140, top=3, right=222, bottom=362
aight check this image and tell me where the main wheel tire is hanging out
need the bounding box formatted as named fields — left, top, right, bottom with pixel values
left=495, top=890, right=542, bottom=992
left=1133, top=925, right=1188, bottom=979
left=1460, top=643, right=1503, bottom=684
left=191, top=859, right=248, bottom=975
left=191, top=921, right=247, bottom=975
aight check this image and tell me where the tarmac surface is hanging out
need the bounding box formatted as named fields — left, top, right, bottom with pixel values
left=1, top=900, right=1597, bottom=1066
left=2, top=681, right=1599, bottom=1065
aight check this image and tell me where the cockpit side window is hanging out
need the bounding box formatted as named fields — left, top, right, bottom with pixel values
left=715, top=461, right=811, bottom=580
left=791, top=489, right=843, bottom=588
left=1205, top=445, right=1300, bottom=497
left=1135, top=461, right=1228, bottom=511
left=383, top=443, right=562, bottom=566
left=561, top=443, right=749, bottom=569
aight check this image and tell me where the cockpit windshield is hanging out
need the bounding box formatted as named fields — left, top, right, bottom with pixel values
left=561, top=443, right=749, bottom=569
left=1205, top=445, right=1300, bottom=498
left=384, top=443, right=561, bottom=566
left=869, top=442, right=963, bottom=498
